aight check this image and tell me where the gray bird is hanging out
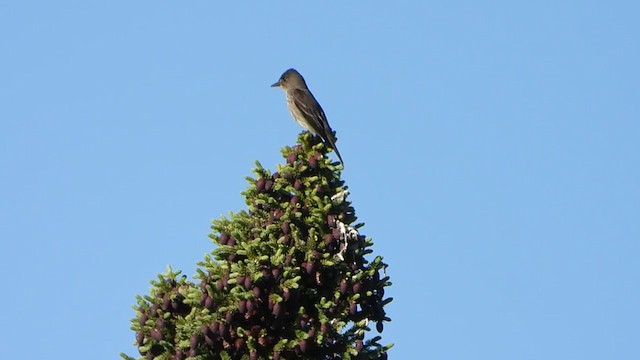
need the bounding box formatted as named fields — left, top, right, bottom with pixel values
left=271, top=68, right=344, bottom=164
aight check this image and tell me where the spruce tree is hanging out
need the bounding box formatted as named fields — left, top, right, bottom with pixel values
left=122, top=133, right=392, bottom=360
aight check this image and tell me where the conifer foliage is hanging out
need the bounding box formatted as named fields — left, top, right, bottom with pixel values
left=123, top=133, right=392, bottom=360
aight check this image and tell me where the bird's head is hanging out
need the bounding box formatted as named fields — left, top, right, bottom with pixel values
left=271, top=68, right=307, bottom=90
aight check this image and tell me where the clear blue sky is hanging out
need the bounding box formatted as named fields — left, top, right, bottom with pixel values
left=1, top=2, right=638, bottom=359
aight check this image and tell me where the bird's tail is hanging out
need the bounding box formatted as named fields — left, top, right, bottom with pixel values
left=325, top=131, right=344, bottom=165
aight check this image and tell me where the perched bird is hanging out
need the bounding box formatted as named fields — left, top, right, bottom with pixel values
left=271, top=68, right=344, bottom=164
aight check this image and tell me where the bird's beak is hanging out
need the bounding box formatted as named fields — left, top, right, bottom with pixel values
left=270, top=80, right=281, bottom=88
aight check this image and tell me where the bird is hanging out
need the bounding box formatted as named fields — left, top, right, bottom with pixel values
left=271, top=68, right=344, bottom=164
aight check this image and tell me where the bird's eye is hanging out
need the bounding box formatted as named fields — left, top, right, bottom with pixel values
left=281, top=77, right=286, bottom=82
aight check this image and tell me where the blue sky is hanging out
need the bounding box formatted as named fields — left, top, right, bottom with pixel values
left=1, top=2, right=638, bottom=359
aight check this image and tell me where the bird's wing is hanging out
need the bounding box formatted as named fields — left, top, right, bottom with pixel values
left=292, top=89, right=343, bottom=164
left=292, top=89, right=333, bottom=136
